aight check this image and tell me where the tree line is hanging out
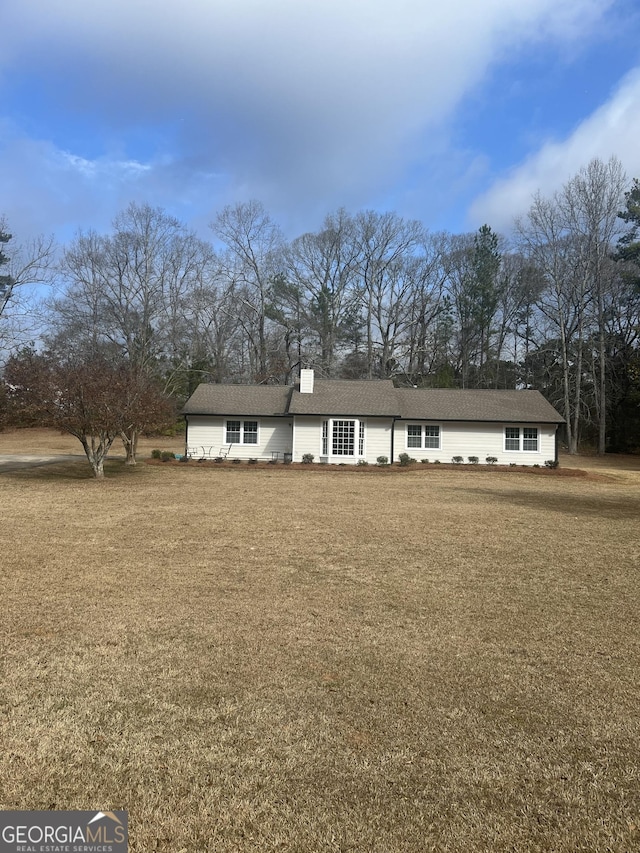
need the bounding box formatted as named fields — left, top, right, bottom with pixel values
left=1, top=156, right=639, bottom=475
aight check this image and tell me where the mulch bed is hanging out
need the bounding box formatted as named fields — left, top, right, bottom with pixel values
left=145, top=458, right=595, bottom=478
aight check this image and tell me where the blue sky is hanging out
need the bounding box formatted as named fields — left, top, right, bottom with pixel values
left=1, top=0, right=640, bottom=244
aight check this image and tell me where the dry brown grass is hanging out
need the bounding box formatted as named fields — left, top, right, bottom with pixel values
left=1, top=431, right=639, bottom=852
left=0, top=427, right=186, bottom=456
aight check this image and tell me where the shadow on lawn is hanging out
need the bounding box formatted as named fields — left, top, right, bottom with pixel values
left=456, top=485, right=640, bottom=521
left=2, top=459, right=147, bottom=482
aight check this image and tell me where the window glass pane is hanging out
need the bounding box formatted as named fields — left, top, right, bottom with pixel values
left=332, top=420, right=355, bottom=455
left=505, top=426, right=520, bottom=451
left=322, top=421, right=328, bottom=455
left=424, top=425, right=440, bottom=449
left=243, top=422, right=258, bottom=442
left=359, top=421, right=365, bottom=456
left=407, top=425, right=422, bottom=448
left=523, top=427, right=538, bottom=451
left=243, top=421, right=258, bottom=444
left=226, top=420, right=240, bottom=443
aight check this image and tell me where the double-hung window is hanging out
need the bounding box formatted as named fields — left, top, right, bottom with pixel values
left=225, top=420, right=259, bottom=445
left=406, top=424, right=440, bottom=450
left=321, top=419, right=365, bottom=457
left=332, top=420, right=355, bottom=455
left=505, top=426, right=538, bottom=452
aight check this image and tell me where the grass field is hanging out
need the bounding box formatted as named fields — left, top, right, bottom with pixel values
left=1, top=430, right=639, bottom=852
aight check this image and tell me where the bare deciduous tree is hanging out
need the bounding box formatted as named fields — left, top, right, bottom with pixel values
left=0, top=218, right=56, bottom=353
left=5, top=350, right=172, bottom=477
left=285, top=209, right=361, bottom=376
left=54, top=203, right=206, bottom=462
left=212, top=201, right=284, bottom=381
left=517, top=158, right=628, bottom=453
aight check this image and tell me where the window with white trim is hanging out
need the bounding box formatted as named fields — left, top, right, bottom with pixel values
left=504, top=426, right=538, bottom=452
left=321, top=419, right=365, bottom=456
left=406, top=424, right=440, bottom=450
left=225, top=420, right=259, bottom=444
left=333, top=419, right=355, bottom=455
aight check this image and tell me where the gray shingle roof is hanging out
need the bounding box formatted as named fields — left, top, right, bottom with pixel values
left=396, top=388, right=564, bottom=423
left=289, top=379, right=400, bottom=416
left=182, top=381, right=564, bottom=423
left=182, top=384, right=291, bottom=416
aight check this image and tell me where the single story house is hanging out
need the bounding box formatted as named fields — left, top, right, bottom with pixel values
left=182, top=369, right=564, bottom=465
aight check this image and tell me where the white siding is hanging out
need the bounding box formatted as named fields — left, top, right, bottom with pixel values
left=364, top=419, right=393, bottom=464
left=293, top=417, right=324, bottom=462
left=293, top=417, right=393, bottom=464
left=186, top=416, right=292, bottom=460
left=393, top=421, right=557, bottom=465
left=187, top=415, right=556, bottom=465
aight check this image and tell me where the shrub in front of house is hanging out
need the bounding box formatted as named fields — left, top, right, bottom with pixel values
left=302, top=454, right=314, bottom=464
left=151, top=449, right=162, bottom=459
left=356, top=458, right=369, bottom=466
left=545, top=459, right=559, bottom=468
left=452, top=456, right=463, bottom=464
left=421, top=458, right=429, bottom=464
left=232, top=457, right=242, bottom=464
left=160, top=451, right=175, bottom=462
left=485, top=456, right=497, bottom=465
left=468, top=456, right=479, bottom=464
left=377, top=456, right=389, bottom=466
left=214, top=457, right=224, bottom=463
left=398, top=453, right=416, bottom=466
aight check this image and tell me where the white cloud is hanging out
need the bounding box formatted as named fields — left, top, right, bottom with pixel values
left=0, top=121, right=159, bottom=240
left=59, top=152, right=150, bottom=180
left=0, top=0, right=616, bottom=236
left=468, top=67, right=640, bottom=232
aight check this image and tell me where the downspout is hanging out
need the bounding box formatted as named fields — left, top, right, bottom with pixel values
left=185, top=414, right=189, bottom=458
left=390, top=417, right=396, bottom=464
left=555, top=425, right=559, bottom=465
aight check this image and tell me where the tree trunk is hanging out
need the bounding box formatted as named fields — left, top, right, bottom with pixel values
left=81, top=435, right=110, bottom=478
left=598, top=292, right=607, bottom=455
left=122, top=428, right=139, bottom=465
left=569, top=316, right=584, bottom=455
left=559, top=317, right=574, bottom=454
left=92, top=456, right=105, bottom=478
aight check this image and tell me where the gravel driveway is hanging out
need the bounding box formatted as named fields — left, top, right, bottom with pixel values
left=0, top=453, right=84, bottom=473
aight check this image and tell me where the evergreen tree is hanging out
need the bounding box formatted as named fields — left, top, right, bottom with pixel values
left=0, top=226, right=14, bottom=316
left=615, top=177, right=640, bottom=289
